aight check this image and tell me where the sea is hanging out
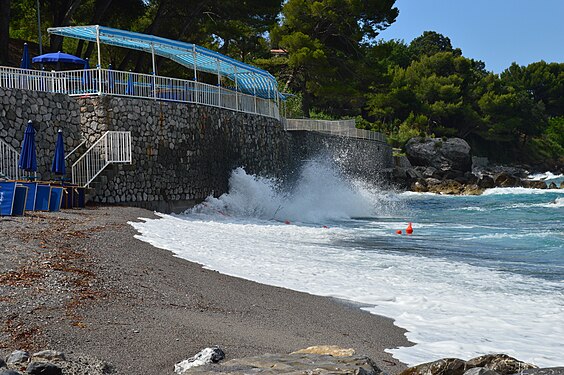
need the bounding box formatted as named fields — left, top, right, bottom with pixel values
left=130, top=159, right=564, bottom=367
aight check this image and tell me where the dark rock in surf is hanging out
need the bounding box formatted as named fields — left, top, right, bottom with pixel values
left=399, top=358, right=468, bottom=375
left=405, top=137, right=472, bottom=175
left=466, top=354, right=537, bottom=374
left=517, top=368, right=564, bottom=375
left=463, top=368, right=500, bottom=375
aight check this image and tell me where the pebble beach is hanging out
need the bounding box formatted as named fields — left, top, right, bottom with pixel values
left=0, top=205, right=411, bottom=374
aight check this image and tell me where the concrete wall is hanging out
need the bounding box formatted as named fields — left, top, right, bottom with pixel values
left=1, top=88, right=393, bottom=212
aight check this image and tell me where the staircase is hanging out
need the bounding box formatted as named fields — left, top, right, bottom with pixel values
left=72, top=131, right=132, bottom=187
left=0, top=138, right=20, bottom=179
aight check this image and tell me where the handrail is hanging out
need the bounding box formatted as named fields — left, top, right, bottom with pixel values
left=284, top=118, right=387, bottom=143
left=0, top=138, right=19, bottom=180
left=71, top=131, right=131, bottom=187
left=65, top=137, right=87, bottom=160
left=0, top=66, right=280, bottom=120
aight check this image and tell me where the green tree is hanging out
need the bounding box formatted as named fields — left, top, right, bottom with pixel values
left=409, top=31, right=461, bottom=59
left=270, top=0, right=398, bottom=117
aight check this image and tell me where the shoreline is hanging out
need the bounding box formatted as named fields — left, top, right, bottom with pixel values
left=1, top=205, right=412, bottom=374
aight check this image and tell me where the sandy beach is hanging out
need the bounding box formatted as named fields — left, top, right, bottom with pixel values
left=0, top=205, right=411, bottom=374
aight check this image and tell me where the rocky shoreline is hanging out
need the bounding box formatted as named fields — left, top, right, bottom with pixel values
left=392, top=137, right=563, bottom=195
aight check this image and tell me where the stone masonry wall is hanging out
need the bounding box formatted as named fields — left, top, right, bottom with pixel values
left=0, top=88, right=83, bottom=180
left=77, top=96, right=291, bottom=211
left=1, top=88, right=393, bottom=212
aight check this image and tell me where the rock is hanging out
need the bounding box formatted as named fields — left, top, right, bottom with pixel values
left=181, top=353, right=382, bottom=374
left=477, top=175, right=495, bottom=189
left=0, top=358, right=5, bottom=368
left=411, top=179, right=429, bottom=193
left=428, top=179, right=464, bottom=195
left=0, top=370, right=22, bottom=375
left=561, top=181, right=564, bottom=189
left=291, top=345, right=355, bottom=357
left=400, top=358, right=468, bottom=375
left=523, top=180, right=547, bottom=189
left=6, top=351, right=29, bottom=365
left=517, top=368, right=564, bottom=375
left=174, top=347, right=225, bottom=374
left=466, top=354, right=537, bottom=375
left=548, top=182, right=557, bottom=189
left=464, top=368, right=500, bottom=375
left=31, top=351, right=65, bottom=363
left=405, top=137, right=472, bottom=174
left=462, top=184, right=484, bottom=195
left=494, top=172, right=521, bottom=187
left=26, top=362, right=62, bottom=375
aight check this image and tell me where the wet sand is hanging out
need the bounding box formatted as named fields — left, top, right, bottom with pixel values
left=0, top=205, right=412, bottom=374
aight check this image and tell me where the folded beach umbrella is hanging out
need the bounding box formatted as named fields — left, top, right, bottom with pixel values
left=125, top=70, right=135, bottom=95
left=108, top=64, right=115, bottom=91
left=81, top=58, right=92, bottom=91
left=18, top=120, right=37, bottom=173
left=20, top=43, right=31, bottom=69
left=51, top=129, right=66, bottom=176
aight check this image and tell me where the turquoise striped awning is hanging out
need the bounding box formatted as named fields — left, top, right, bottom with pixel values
left=47, top=25, right=279, bottom=99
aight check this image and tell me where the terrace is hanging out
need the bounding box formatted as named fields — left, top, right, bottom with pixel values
left=0, top=25, right=281, bottom=120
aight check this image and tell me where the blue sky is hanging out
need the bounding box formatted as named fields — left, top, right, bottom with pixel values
left=378, top=0, right=564, bottom=73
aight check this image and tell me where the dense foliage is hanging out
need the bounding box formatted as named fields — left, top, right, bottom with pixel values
left=1, top=0, right=562, bottom=164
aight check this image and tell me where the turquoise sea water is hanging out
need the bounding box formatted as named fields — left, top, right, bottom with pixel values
left=131, top=163, right=563, bottom=367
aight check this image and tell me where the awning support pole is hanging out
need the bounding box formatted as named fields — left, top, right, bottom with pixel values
left=234, top=66, right=238, bottom=111
left=150, top=42, right=156, bottom=75
left=96, top=25, right=102, bottom=95
left=217, top=59, right=221, bottom=108
left=192, top=44, right=197, bottom=81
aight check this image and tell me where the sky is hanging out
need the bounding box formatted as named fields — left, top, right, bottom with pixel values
left=378, top=0, right=564, bottom=73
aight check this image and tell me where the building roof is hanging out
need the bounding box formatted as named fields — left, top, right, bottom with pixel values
left=47, top=25, right=279, bottom=99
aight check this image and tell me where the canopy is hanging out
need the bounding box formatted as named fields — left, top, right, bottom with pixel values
left=47, top=25, right=279, bottom=99
left=32, top=51, right=86, bottom=65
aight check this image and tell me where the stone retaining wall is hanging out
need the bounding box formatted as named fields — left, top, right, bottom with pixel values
left=0, top=88, right=83, bottom=180
left=77, top=96, right=291, bottom=211
left=1, top=88, right=393, bottom=212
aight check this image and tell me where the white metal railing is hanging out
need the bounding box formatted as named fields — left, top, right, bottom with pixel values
left=0, top=138, right=19, bottom=179
left=71, top=131, right=131, bottom=187
left=0, top=66, right=280, bottom=120
left=284, top=118, right=387, bottom=143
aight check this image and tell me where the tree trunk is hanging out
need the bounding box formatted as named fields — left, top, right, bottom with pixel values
left=50, top=0, right=83, bottom=52
left=0, top=0, right=10, bottom=65
left=76, top=0, right=113, bottom=59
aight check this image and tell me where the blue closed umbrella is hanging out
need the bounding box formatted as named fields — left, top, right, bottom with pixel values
left=51, top=129, right=66, bottom=176
left=20, top=43, right=31, bottom=69
left=18, top=120, right=37, bottom=173
left=125, top=71, right=135, bottom=95
left=81, top=58, right=92, bottom=91
left=108, top=64, right=115, bottom=91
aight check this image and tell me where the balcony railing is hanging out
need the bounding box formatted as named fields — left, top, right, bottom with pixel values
left=0, top=66, right=280, bottom=120
left=284, top=118, right=387, bottom=143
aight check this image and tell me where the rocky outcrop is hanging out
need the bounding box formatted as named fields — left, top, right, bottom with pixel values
left=405, top=137, right=472, bottom=176
left=176, top=346, right=381, bottom=374
left=1, top=350, right=113, bottom=375
left=395, top=137, right=563, bottom=194
left=399, top=354, right=537, bottom=375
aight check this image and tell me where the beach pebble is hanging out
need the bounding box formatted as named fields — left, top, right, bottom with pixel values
left=26, top=362, right=62, bottom=375
left=0, top=358, right=5, bottom=368
left=6, top=351, right=29, bottom=365
left=174, top=346, right=225, bottom=374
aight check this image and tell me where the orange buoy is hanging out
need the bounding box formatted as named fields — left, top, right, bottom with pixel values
left=284, top=220, right=291, bottom=225
left=406, top=222, right=413, bottom=235
left=322, top=225, right=329, bottom=229
left=396, top=230, right=402, bottom=235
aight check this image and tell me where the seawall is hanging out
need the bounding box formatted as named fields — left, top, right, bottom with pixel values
left=1, top=88, right=392, bottom=212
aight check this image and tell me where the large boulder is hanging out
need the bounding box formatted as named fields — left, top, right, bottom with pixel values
left=466, top=354, right=537, bottom=375
left=405, top=137, right=472, bottom=175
